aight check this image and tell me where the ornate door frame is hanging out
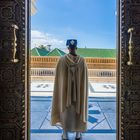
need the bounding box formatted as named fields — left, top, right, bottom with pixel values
left=26, top=0, right=31, bottom=139
left=0, top=0, right=30, bottom=139
left=117, top=0, right=121, bottom=139
left=118, top=0, right=140, bottom=140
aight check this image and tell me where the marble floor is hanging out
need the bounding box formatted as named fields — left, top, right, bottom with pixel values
left=30, top=96, right=116, bottom=140
left=31, top=133, right=116, bottom=140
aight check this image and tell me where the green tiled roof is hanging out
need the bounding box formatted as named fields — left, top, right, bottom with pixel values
left=47, top=48, right=66, bottom=56
left=31, top=47, right=49, bottom=56
left=31, top=47, right=116, bottom=58
left=77, top=48, right=116, bottom=58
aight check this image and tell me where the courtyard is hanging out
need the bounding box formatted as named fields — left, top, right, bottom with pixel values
left=30, top=82, right=116, bottom=140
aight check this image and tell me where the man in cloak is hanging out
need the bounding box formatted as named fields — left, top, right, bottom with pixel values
left=51, top=39, right=88, bottom=140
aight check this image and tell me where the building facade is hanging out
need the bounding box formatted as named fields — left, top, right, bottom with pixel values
left=31, top=0, right=37, bottom=15
left=31, top=47, right=116, bottom=83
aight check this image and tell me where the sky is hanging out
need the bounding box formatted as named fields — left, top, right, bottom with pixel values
left=31, top=0, right=116, bottom=49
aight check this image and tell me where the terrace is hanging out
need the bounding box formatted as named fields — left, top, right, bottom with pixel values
left=31, top=82, right=116, bottom=140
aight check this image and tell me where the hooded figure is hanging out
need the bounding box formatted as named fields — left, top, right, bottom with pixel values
left=51, top=39, right=88, bottom=140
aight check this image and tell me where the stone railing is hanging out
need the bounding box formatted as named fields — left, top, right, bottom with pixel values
left=88, top=69, right=116, bottom=77
left=31, top=68, right=116, bottom=82
left=31, top=68, right=55, bottom=76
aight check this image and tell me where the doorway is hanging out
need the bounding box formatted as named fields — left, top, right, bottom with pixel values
left=30, top=0, right=117, bottom=139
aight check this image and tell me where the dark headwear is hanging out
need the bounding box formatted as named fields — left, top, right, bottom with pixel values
left=66, top=39, right=77, bottom=49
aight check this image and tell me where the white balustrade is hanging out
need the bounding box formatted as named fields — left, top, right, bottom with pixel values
left=31, top=68, right=116, bottom=77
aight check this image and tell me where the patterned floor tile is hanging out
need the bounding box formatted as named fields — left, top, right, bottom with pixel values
left=31, top=96, right=116, bottom=134
left=31, top=111, right=48, bottom=129
left=103, top=113, right=116, bottom=129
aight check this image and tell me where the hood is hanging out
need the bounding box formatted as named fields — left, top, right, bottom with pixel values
left=64, top=54, right=82, bottom=67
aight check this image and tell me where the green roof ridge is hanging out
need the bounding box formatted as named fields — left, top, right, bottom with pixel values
left=31, top=48, right=40, bottom=56
left=47, top=48, right=66, bottom=56
left=56, top=48, right=62, bottom=56
left=31, top=47, right=49, bottom=56
left=57, top=48, right=66, bottom=56
left=36, top=48, right=40, bottom=56
left=37, top=47, right=49, bottom=56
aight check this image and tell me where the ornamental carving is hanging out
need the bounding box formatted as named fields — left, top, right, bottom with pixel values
left=1, top=7, right=13, bottom=18
left=121, top=0, right=140, bottom=139
left=0, top=0, right=27, bottom=140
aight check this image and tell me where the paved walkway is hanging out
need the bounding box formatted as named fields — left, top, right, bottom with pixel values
left=31, top=96, right=116, bottom=140
left=31, top=82, right=116, bottom=97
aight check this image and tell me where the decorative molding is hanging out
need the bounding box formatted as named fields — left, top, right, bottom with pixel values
left=121, top=0, right=140, bottom=139
left=0, top=0, right=28, bottom=139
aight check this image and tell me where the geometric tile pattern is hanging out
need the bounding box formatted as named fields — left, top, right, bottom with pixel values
left=31, top=96, right=116, bottom=134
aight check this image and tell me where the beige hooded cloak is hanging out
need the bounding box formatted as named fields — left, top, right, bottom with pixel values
left=51, top=54, right=88, bottom=132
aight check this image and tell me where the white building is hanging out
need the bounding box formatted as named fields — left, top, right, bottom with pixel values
left=31, top=0, right=37, bottom=15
